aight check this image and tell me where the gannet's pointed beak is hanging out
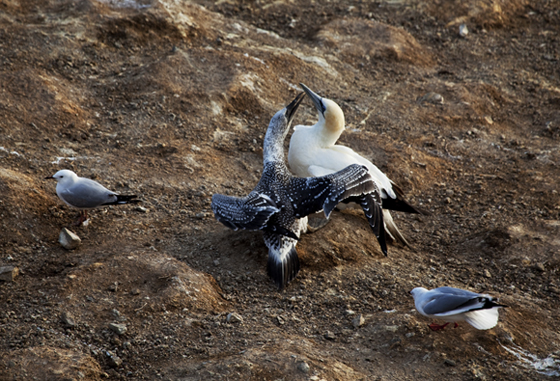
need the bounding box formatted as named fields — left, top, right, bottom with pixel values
left=285, top=92, right=305, bottom=125
left=300, top=83, right=326, bottom=116
left=45, top=176, right=54, bottom=180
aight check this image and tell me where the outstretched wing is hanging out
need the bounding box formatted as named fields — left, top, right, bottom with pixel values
left=211, top=191, right=279, bottom=231
left=287, top=164, right=378, bottom=218
left=287, top=164, right=387, bottom=255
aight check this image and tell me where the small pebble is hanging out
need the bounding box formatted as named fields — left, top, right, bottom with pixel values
left=226, top=312, right=243, bottom=324
left=106, top=351, right=122, bottom=368
left=534, top=263, right=545, bottom=272
left=418, top=92, right=444, bottom=105
left=0, top=266, right=19, bottom=282
left=59, top=228, right=81, bottom=250
left=444, top=359, right=457, bottom=367
left=61, top=311, right=76, bottom=327
left=297, top=361, right=310, bottom=373
left=352, top=314, right=365, bottom=328
left=459, top=24, right=468, bottom=38
left=324, top=331, right=335, bottom=340
left=109, top=323, right=127, bottom=335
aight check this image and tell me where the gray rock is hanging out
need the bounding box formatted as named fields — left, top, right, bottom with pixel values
left=352, top=314, right=365, bottom=328
left=59, top=228, right=81, bottom=250
left=135, top=206, right=148, bottom=213
left=109, top=323, right=127, bottom=335
left=297, top=361, right=310, bottom=373
left=534, top=262, right=545, bottom=272
left=459, top=24, right=468, bottom=38
left=444, top=358, right=457, bottom=367
left=0, top=266, right=19, bottom=282
left=61, top=311, right=76, bottom=327
left=324, top=331, right=335, bottom=340
left=418, top=92, right=444, bottom=105
left=226, top=312, right=243, bottom=324
left=106, top=351, right=122, bottom=368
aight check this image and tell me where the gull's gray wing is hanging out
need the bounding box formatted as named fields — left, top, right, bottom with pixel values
left=211, top=191, right=279, bottom=232
left=58, top=179, right=116, bottom=209
left=435, top=286, right=482, bottom=298
left=422, top=287, right=488, bottom=316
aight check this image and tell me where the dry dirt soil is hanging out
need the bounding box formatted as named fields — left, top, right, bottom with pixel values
left=1, top=0, right=560, bottom=380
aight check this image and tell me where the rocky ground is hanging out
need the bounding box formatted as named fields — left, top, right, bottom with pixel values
left=1, top=0, right=560, bottom=379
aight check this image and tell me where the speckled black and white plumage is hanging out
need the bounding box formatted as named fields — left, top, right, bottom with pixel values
left=212, top=93, right=387, bottom=289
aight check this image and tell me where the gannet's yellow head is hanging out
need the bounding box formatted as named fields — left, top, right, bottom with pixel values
left=321, top=97, right=344, bottom=136
left=300, top=83, right=345, bottom=145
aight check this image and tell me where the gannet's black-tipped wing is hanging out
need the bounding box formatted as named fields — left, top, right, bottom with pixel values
left=264, top=231, right=300, bottom=290
left=211, top=191, right=279, bottom=231
left=287, top=164, right=387, bottom=255
left=355, top=193, right=387, bottom=255
left=288, top=164, right=378, bottom=218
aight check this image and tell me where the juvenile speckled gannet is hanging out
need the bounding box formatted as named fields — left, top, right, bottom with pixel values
left=46, top=169, right=140, bottom=225
left=211, top=93, right=387, bottom=290
left=288, top=83, right=423, bottom=248
left=410, top=286, right=507, bottom=331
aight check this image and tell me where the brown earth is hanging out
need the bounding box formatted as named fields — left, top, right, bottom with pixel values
left=1, top=0, right=560, bottom=379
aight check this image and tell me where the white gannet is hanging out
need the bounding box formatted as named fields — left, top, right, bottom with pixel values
left=288, top=83, right=423, bottom=248
left=46, top=169, right=140, bottom=225
left=410, top=286, right=507, bottom=331
left=211, top=93, right=387, bottom=290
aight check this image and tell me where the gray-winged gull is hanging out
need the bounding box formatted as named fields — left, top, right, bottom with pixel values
left=410, top=286, right=507, bottom=331
left=211, top=93, right=387, bottom=289
left=46, top=169, right=140, bottom=225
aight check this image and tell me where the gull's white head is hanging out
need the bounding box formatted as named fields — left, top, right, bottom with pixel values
left=410, top=287, right=428, bottom=299
left=300, top=83, right=345, bottom=143
left=48, top=169, right=78, bottom=184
